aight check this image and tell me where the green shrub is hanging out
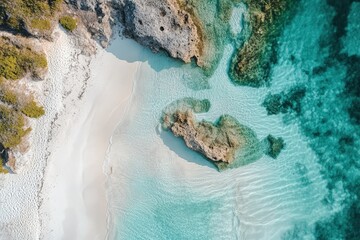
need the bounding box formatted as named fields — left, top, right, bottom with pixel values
left=21, top=100, right=45, bottom=118
left=0, top=56, right=22, bottom=80
left=0, top=38, right=47, bottom=154
left=59, top=16, right=77, bottom=32
left=31, top=19, right=51, bottom=30
left=0, top=164, right=8, bottom=174
left=0, top=0, right=62, bottom=34
left=0, top=105, right=31, bottom=148
left=49, top=0, right=63, bottom=10
left=0, top=89, right=18, bottom=106
left=7, top=16, right=21, bottom=30
left=32, top=54, right=48, bottom=69
left=0, top=37, right=48, bottom=80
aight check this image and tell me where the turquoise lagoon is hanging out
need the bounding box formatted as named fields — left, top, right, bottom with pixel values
left=106, top=0, right=360, bottom=239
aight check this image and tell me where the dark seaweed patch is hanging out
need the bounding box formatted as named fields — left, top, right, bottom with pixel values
left=278, top=0, right=360, bottom=239
left=263, top=86, right=306, bottom=115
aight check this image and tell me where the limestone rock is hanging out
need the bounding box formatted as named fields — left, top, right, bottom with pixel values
left=66, top=0, right=113, bottom=47
left=67, top=0, right=206, bottom=63
left=162, top=98, right=263, bottom=170
left=120, top=0, right=203, bottom=65
left=168, top=111, right=242, bottom=163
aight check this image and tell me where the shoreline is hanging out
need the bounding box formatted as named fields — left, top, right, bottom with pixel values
left=104, top=58, right=140, bottom=240
left=0, top=28, right=143, bottom=239
left=39, top=34, right=142, bottom=239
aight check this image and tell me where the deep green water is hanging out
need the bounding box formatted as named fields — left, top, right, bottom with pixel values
left=107, top=0, right=360, bottom=239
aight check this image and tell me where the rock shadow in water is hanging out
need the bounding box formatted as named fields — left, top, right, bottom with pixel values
left=158, top=128, right=218, bottom=170
left=105, top=36, right=183, bottom=72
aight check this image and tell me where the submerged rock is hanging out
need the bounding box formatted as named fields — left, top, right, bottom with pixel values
left=162, top=98, right=263, bottom=170
left=229, top=0, right=297, bottom=87
left=263, top=86, right=306, bottom=115
left=162, top=97, right=211, bottom=127
left=265, top=134, right=285, bottom=159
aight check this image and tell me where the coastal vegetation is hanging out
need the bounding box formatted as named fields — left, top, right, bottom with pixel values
left=0, top=37, right=47, bottom=80
left=21, top=100, right=45, bottom=118
left=0, top=0, right=62, bottom=35
left=0, top=104, right=30, bottom=148
left=0, top=0, right=84, bottom=173
left=0, top=79, right=45, bottom=153
left=229, top=0, right=295, bottom=87
left=59, top=16, right=77, bottom=32
left=0, top=164, right=8, bottom=174
left=21, top=99, right=45, bottom=118
left=31, top=19, right=52, bottom=31
left=0, top=36, right=47, bottom=172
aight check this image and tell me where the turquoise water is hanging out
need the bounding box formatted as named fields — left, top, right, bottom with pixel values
left=107, top=0, right=360, bottom=239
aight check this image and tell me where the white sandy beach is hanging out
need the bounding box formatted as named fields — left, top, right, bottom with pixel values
left=0, top=29, right=144, bottom=239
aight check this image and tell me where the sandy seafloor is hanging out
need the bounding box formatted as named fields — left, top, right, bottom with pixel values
left=106, top=0, right=360, bottom=239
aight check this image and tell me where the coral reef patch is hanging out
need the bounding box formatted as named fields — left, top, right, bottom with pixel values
left=264, top=134, right=285, bottom=159
left=229, top=0, right=296, bottom=87
left=262, top=86, right=306, bottom=115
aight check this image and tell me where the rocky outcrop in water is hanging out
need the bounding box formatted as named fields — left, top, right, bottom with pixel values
left=164, top=111, right=242, bottom=164
left=265, top=134, right=285, bottom=159
left=229, top=0, right=296, bottom=87
left=66, top=0, right=209, bottom=64
left=162, top=98, right=264, bottom=170
left=120, top=0, right=203, bottom=65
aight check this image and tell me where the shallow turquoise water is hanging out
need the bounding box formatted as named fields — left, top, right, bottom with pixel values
left=107, top=0, right=360, bottom=239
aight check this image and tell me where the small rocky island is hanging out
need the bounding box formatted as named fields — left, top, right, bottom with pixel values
left=162, top=98, right=284, bottom=170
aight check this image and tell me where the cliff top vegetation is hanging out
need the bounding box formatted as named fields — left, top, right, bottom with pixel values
left=0, top=36, right=47, bottom=172
left=0, top=37, right=47, bottom=80
left=0, top=0, right=62, bottom=35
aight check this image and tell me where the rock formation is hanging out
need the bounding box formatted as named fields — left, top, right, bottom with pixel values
left=120, top=0, right=203, bottom=65
left=66, top=0, right=113, bottom=47
left=162, top=98, right=264, bottom=170
left=65, top=0, right=210, bottom=62
left=164, top=111, right=241, bottom=163
left=265, top=134, right=285, bottom=159
left=0, top=0, right=214, bottom=63
left=229, top=0, right=296, bottom=87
